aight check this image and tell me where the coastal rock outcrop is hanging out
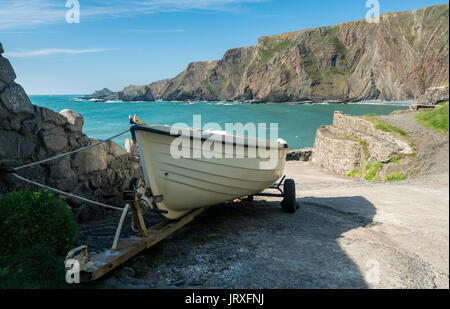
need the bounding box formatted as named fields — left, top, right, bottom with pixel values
left=92, top=4, right=449, bottom=103
left=312, top=111, right=413, bottom=175
left=286, top=148, right=313, bottom=161
left=84, top=85, right=155, bottom=102
left=0, top=43, right=142, bottom=222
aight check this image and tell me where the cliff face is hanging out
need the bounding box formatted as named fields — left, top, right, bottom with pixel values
left=146, top=4, right=448, bottom=102
left=87, top=4, right=449, bottom=103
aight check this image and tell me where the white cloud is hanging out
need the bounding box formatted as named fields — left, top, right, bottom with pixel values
left=0, top=0, right=266, bottom=30
left=4, top=48, right=114, bottom=58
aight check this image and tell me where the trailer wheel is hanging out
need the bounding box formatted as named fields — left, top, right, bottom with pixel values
left=281, top=179, right=296, bottom=213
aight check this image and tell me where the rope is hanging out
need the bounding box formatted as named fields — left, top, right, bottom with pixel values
left=13, top=174, right=124, bottom=211
left=14, top=128, right=130, bottom=171
left=3, top=128, right=132, bottom=211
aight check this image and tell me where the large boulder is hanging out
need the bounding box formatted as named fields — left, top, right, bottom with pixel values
left=0, top=56, right=16, bottom=88
left=71, top=143, right=108, bottom=174
left=60, top=109, right=84, bottom=131
left=0, top=83, right=33, bottom=114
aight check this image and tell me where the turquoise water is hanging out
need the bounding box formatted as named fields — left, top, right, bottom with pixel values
left=29, top=95, right=409, bottom=149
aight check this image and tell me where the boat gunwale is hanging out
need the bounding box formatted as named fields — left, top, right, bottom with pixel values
left=130, top=124, right=289, bottom=150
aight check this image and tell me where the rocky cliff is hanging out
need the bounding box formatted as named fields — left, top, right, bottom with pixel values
left=91, top=4, right=449, bottom=103
left=0, top=43, right=142, bottom=222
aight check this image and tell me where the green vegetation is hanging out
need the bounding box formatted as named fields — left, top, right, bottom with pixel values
left=0, top=190, right=77, bottom=254
left=408, top=35, right=416, bottom=46
left=390, top=156, right=399, bottom=163
left=383, top=172, right=405, bottom=182
left=303, top=54, right=322, bottom=81
left=338, top=133, right=359, bottom=140
left=257, top=40, right=292, bottom=65
left=329, top=36, right=348, bottom=56
left=364, top=116, right=415, bottom=151
left=365, top=116, right=407, bottom=136
left=359, top=139, right=370, bottom=161
left=0, top=190, right=78, bottom=288
left=364, top=162, right=383, bottom=181
left=415, top=102, right=449, bottom=135
left=346, top=169, right=362, bottom=178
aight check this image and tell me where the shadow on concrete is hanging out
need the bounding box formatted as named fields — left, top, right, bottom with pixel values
left=79, top=195, right=376, bottom=289
left=177, top=195, right=376, bottom=288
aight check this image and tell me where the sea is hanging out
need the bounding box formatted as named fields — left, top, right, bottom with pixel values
left=29, top=95, right=411, bottom=149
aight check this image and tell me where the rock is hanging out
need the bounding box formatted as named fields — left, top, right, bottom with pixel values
left=0, top=131, right=18, bottom=158
left=138, top=5, right=450, bottom=102
left=40, top=127, right=68, bottom=154
left=0, top=40, right=147, bottom=222
left=49, top=157, right=73, bottom=179
left=20, top=115, right=41, bottom=136
left=119, top=85, right=154, bottom=101
left=39, top=107, right=67, bottom=126
left=286, top=148, right=313, bottom=161
left=83, top=88, right=118, bottom=101
left=189, top=281, right=203, bottom=286
left=0, top=83, right=33, bottom=114
left=416, top=86, right=449, bottom=105
left=171, top=280, right=186, bottom=286
left=19, top=137, right=37, bottom=159
left=83, top=85, right=155, bottom=102
left=72, top=145, right=108, bottom=174
left=108, top=141, right=128, bottom=157
left=0, top=42, right=3, bottom=54
left=60, top=109, right=84, bottom=131
left=0, top=56, right=16, bottom=87
left=109, top=159, right=122, bottom=169
left=55, top=176, right=79, bottom=191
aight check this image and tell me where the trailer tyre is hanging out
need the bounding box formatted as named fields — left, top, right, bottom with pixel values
left=281, top=179, right=296, bottom=213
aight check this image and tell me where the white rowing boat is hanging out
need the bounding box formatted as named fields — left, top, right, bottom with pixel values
left=130, top=115, right=290, bottom=219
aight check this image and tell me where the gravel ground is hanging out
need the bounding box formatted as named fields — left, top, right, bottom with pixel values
left=77, top=110, right=449, bottom=289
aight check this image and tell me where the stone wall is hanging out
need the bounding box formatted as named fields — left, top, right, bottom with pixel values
left=312, top=127, right=364, bottom=175
left=312, top=111, right=413, bottom=175
left=0, top=43, right=141, bottom=222
left=333, top=111, right=413, bottom=156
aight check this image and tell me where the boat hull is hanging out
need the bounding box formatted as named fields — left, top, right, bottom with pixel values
left=133, top=126, right=287, bottom=219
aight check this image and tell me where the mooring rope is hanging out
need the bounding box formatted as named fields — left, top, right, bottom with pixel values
left=14, top=128, right=130, bottom=171
left=12, top=173, right=124, bottom=211
left=2, top=128, right=131, bottom=211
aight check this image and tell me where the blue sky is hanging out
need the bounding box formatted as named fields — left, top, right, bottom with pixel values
left=0, top=0, right=448, bottom=94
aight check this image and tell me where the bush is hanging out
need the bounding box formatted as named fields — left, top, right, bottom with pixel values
left=383, top=172, right=405, bottom=182
left=0, top=190, right=78, bottom=255
left=364, top=162, right=383, bottom=181
left=0, top=244, right=67, bottom=289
